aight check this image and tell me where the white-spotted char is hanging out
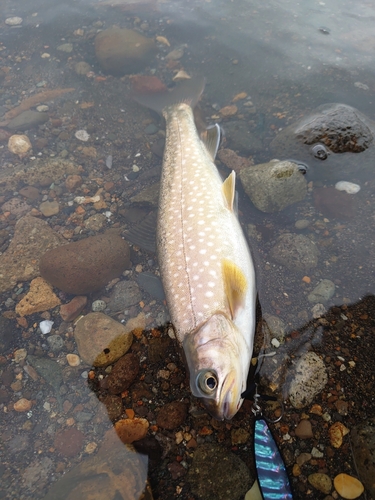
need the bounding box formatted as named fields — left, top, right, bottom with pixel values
left=134, top=78, right=256, bottom=420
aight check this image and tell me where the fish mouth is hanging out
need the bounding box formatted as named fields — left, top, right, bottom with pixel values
left=204, top=373, right=242, bottom=421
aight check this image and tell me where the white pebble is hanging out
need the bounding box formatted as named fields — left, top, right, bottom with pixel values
left=43, top=402, right=51, bottom=411
left=5, top=17, right=23, bottom=26
left=335, top=181, right=360, bottom=194
left=40, top=320, right=54, bottom=334
left=271, top=338, right=280, bottom=348
left=75, top=130, right=90, bottom=142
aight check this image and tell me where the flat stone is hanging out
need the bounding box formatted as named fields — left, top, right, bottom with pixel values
left=115, top=418, right=149, bottom=444
left=308, top=473, right=332, bottom=494
left=130, top=182, right=160, bottom=207
left=262, top=314, right=287, bottom=342
left=40, top=232, right=130, bottom=294
left=288, top=352, right=328, bottom=408
left=107, top=280, right=142, bottom=311
left=19, top=186, right=40, bottom=200
left=15, top=277, right=61, bottom=316
left=74, top=312, right=133, bottom=367
left=39, top=200, right=59, bottom=217
left=334, top=473, right=364, bottom=499
left=308, top=279, right=335, bottom=303
left=7, top=110, right=49, bottom=131
left=188, top=443, right=252, bottom=500
left=54, top=428, right=84, bottom=457
left=269, top=233, right=319, bottom=272
left=14, top=398, right=33, bottom=412
left=136, top=272, right=165, bottom=301
left=84, top=213, right=107, bottom=231
left=60, top=295, right=87, bottom=322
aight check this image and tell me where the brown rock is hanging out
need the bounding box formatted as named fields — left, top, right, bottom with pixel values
left=217, top=148, right=253, bottom=174
left=74, top=312, right=133, bottom=367
left=0, top=216, right=66, bottom=294
left=39, top=200, right=59, bottom=217
left=329, top=421, right=349, bottom=448
left=15, top=277, right=61, bottom=316
left=95, top=28, right=157, bottom=76
left=65, top=174, right=82, bottom=192
left=106, top=353, right=139, bottom=395
left=1, top=197, right=31, bottom=218
left=333, top=473, right=364, bottom=499
left=295, top=419, right=313, bottom=439
left=156, top=401, right=187, bottom=430
left=39, top=232, right=130, bottom=294
left=66, top=354, right=80, bottom=367
left=219, top=105, right=238, bottom=117
left=14, top=398, right=33, bottom=412
left=115, top=418, right=149, bottom=444
left=19, top=186, right=40, bottom=200
left=54, top=428, right=84, bottom=457
left=60, top=296, right=87, bottom=322
left=100, top=394, right=123, bottom=421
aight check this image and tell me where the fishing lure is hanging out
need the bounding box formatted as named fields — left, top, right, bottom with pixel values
left=251, top=383, right=293, bottom=500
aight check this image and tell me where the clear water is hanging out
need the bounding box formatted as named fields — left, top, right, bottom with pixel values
left=1, top=0, right=375, bottom=498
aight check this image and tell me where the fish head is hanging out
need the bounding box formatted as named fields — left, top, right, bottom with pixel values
left=183, top=313, right=250, bottom=420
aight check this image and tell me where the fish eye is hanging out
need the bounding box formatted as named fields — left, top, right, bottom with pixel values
left=197, top=371, right=218, bottom=394
left=311, top=143, right=328, bottom=160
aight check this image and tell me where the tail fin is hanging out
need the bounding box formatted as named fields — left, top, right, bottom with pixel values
left=132, top=76, right=206, bottom=114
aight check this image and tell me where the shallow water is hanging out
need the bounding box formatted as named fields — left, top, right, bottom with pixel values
left=1, top=0, right=375, bottom=499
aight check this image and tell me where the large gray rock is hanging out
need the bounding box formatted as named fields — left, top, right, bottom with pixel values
left=239, top=160, right=307, bottom=212
left=269, top=233, right=319, bottom=272
left=308, top=279, right=335, bottom=304
left=351, top=419, right=375, bottom=498
left=95, top=28, right=157, bottom=76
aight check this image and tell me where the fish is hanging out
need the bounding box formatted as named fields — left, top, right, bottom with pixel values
left=134, top=77, right=256, bottom=420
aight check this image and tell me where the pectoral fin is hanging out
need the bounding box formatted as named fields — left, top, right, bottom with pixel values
left=201, top=123, right=221, bottom=160
left=222, top=171, right=236, bottom=211
left=222, top=258, right=248, bottom=319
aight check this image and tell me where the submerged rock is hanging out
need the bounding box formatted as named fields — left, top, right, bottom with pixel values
left=239, top=160, right=307, bottom=213
left=40, top=232, right=130, bottom=294
left=15, top=277, right=61, bottom=316
left=7, top=110, right=48, bottom=131
left=269, top=233, right=319, bottom=272
left=307, top=279, right=335, bottom=304
left=95, top=28, right=157, bottom=76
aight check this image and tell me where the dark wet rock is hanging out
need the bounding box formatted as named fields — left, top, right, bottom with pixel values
left=132, top=436, right=162, bottom=463
left=287, top=352, right=328, bottom=408
left=60, top=295, right=87, bottom=322
left=156, top=401, right=188, bottom=430
left=27, top=355, right=63, bottom=405
left=0, top=216, right=66, bottom=294
left=351, top=419, right=375, bottom=498
left=19, top=186, right=40, bottom=200
left=7, top=110, right=48, bottom=131
left=106, top=353, right=139, bottom=394
left=295, top=419, right=314, bottom=439
left=188, top=443, right=252, bottom=500
left=1, top=197, right=31, bottom=218
left=148, top=337, right=172, bottom=364
left=43, top=429, right=149, bottom=500
left=46, top=334, right=64, bottom=353
left=313, top=187, right=355, bottom=219
left=40, top=232, right=130, bottom=294
left=224, top=120, right=263, bottom=154
left=54, top=427, right=84, bottom=457
left=137, top=272, right=165, bottom=300
left=269, top=233, right=319, bottom=272
left=7, top=434, right=30, bottom=454
left=95, top=28, right=157, bottom=76
left=239, top=160, right=307, bottom=213
left=100, top=394, right=123, bottom=421
left=74, top=312, right=133, bottom=367
left=0, top=316, right=17, bottom=351
left=107, top=280, right=142, bottom=311
left=307, top=279, right=335, bottom=304
left=168, top=461, right=187, bottom=480
left=270, top=103, right=375, bottom=181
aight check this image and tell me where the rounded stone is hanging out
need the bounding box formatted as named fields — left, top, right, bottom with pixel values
left=269, top=233, right=319, bottom=272
left=54, top=428, right=84, bottom=457
left=8, top=134, right=32, bottom=158
left=14, top=398, right=33, bottom=412
left=39, top=232, right=130, bottom=294
left=288, top=352, right=328, bottom=408
left=5, top=17, right=23, bottom=26
left=7, top=110, right=49, bottom=131
left=156, top=401, right=188, bottom=430
left=106, top=353, right=139, bottom=395
left=295, top=419, right=313, bottom=439
left=308, top=473, right=332, bottom=494
left=334, top=473, right=364, bottom=499
left=75, top=61, right=92, bottom=75
left=115, top=418, right=149, bottom=444
left=308, top=279, right=335, bottom=304
left=66, top=354, right=80, bottom=367
left=95, top=28, right=157, bottom=76
left=91, top=300, right=107, bottom=312
left=39, top=200, right=59, bottom=217
left=335, top=181, right=361, bottom=194
left=47, top=335, right=64, bottom=353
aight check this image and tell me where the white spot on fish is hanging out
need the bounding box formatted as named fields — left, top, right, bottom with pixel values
left=199, top=249, right=207, bottom=255
left=205, top=291, right=214, bottom=298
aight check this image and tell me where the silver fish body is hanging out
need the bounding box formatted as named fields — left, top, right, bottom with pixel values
left=136, top=79, right=256, bottom=419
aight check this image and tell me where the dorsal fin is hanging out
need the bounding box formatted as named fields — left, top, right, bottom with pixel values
left=201, top=124, right=221, bottom=160
left=222, top=171, right=236, bottom=211
left=222, top=258, right=248, bottom=319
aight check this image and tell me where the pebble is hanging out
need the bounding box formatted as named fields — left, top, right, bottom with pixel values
left=295, top=419, right=313, bottom=439
left=14, top=348, right=27, bottom=363
left=19, top=186, right=40, bottom=200
left=295, top=219, right=310, bottom=230
left=54, top=428, right=84, bottom=457
left=74, top=312, right=133, bottom=367
left=47, top=335, right=64, bottom=353
left=144, top=124, right=158, bottom=135
left=329, top=421, right=349, bottom=448
left=15, top=278, right=61, bottom=317
left=91, top=300, right=107, bottom=312
left=5, top=17, right=23, bottom=26
left=66, top=354, right=80, bottom=367
left=311, top=303, right=327, bottom=318
left=308, top=473, right=332, bottom=494
left=60, top=296, right=87, bottom=322
left=311, top=446, right=324, bottom=458
left=8, top=134, right=32, bottom=157
left=107, top=280, right=142, bottom=311
left=39, top=200, right=59, bottom=217
left=296, top=452, right=311, bottom=466
left=219, top=105, right=238, bottom=117
left=14, top=398, right=33, bottom=412
left=231, top=428, right=250, bottom=445
left=334, top=473, right=364, bottom=499
left=335, top=181, right=361, bottom=194
left=308, top=279, right=335, bottom=304
left=7, top=111, right=49, bottom=131
left=269, top=233, right=319, bottom=272
left=65, top=174, right=83, bottom=192
left=36, top=105, right=49, bottom=112
left=115, top=417, right=149, bottom=444
left=57, top=43, right=73, bottom=53
left=40, top=320, right=54, bottom=334
left=288, top=352, right=327, bottom=408
left=156, top=401, right=187, bottom=430
left=105, top=353, right=139, bottom=394
left=75, top=130, right=90, bottom=142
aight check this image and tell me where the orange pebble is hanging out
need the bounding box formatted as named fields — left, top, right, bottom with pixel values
left=125, top=408, right=135, bottom=419
left=302, top=276, right=311, bottom=283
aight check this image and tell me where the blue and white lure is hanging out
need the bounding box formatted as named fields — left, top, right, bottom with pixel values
left=251, top=384, right=293, bottom=500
